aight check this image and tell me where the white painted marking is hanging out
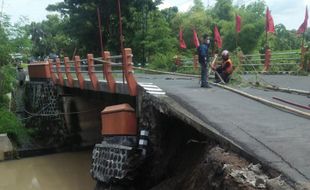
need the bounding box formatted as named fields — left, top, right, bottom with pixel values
left=141, top=85, right=160, bottom=88
left=144, top=87, right=163, bottom=92
left=139, top=82, right=153, bottom=85
left=146, top=91, right=166, bottom=95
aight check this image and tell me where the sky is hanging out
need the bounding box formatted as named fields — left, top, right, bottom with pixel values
left=1, top=0, right=310, bottom=30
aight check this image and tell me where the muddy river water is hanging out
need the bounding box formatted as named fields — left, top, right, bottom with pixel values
left=0, top=151, right=96, bottom=190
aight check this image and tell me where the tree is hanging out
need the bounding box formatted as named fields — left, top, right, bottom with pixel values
left=0, top=15, right=12, bottom=66
left=213, top=0, right=234, bottom=21
left=145, top=11, right=177, bottom=55
left=10, top=17, right=32, bottom=61
left=25, top=15, right=75, bottom=58
left=46, top=0, right=161, bottom=59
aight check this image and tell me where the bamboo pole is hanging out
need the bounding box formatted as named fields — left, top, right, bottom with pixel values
left=249, top=82, right=310, bottom=96
left=213, top=82, right=310, bottom=120
left=272, top=97, right=310, bottom=110
left=209, top=54, right=225, bottom=84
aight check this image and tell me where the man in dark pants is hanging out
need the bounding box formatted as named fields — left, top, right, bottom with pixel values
left=197, top=34, right=211, bottom=88
left=213, top=50, right=233, bottom=83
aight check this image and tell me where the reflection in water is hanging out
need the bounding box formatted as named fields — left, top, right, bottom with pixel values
left=0, top=151, right=96, bottom=190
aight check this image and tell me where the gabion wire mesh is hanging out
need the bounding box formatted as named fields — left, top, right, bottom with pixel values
left=24, top=81, right=67, bottom=145
left=91, top=141, right=133, bottom=183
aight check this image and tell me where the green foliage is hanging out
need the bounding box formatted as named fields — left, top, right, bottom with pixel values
left=212, top=0, right=234, bottom=21
left=0, top=108, right=28, bottom=145
left=19, top=0, right=306, bottom=74
left=0, top=65, right=16, bottom=108
left=148, top=52, right=176, bottom=71
left=145, top=11, right=177, bottom=55
left=0, top=17, right=12, bottom=66
left=25, top=15, right=75, bottom=57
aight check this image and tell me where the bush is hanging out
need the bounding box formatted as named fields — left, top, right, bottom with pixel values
left=148, top=52, right=177, bottom=71
left=0, top=65, right=16, bottom=108
left=0, top=108, right=28, bottom=145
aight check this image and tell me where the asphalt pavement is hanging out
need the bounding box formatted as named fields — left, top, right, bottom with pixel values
left=136, top=73, right=310, bottom=183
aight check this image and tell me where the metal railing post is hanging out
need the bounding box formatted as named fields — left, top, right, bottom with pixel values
left=74, top=56, right=85, bottom=89
left=64, top=57, right=74, bottom=87
left=56, top=58, right=64, bottom=86
left=102, top=51, right=116, bottom=93
left=123, top=48, right=137, bottom=96
left=48, top=59, right=57, bottom=84
left=87, top=54, right=100, bottom=91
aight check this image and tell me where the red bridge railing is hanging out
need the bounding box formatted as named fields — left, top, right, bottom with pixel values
left=29, top=48, right=137, bottom=96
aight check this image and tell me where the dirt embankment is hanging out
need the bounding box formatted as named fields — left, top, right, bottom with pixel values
left=134, top=94, right=300, bottom=190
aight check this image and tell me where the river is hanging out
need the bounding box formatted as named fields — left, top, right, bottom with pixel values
left=0, top=151, right=96, bottom=190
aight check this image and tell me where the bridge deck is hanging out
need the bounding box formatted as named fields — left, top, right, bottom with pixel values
left=54, top=72, right=310, bottom=183
left=135, top=74, right=310, bottom=183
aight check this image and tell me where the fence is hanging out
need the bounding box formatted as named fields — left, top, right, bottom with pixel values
left=47, top=48, right=137, bottom=96
left=173, top=49, right=303, bottom=74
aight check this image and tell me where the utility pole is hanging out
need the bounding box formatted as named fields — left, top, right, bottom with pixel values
left=0, top=0, right=4, bottom=26
left=116, top=0, right=125, bottom=83
left=142, top=0, right=147, bottom=67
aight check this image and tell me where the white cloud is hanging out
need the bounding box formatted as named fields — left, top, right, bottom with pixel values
left=2, top=0, right=61, bottom=24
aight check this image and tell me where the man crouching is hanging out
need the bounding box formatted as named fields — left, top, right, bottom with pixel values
left=212, top=50, right=233, bottom=83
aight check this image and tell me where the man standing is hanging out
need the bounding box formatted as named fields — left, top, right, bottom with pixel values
left=197, top=34, right=211, bottom=88
left=15, top=64, right=26, bottom=119
left=213, top=50, right=233, bottom=83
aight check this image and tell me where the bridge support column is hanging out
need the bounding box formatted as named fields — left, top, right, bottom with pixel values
left=91, top=103, right=142, bottom=184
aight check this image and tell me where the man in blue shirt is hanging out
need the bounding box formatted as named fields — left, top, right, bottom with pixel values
left=197, top=34, right=211, bottom=88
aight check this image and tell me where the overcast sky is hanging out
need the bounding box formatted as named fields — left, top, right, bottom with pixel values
left=2, top=0, right=310, bottom=30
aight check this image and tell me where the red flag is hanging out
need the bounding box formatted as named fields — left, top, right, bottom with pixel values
left=214, top=25, right=222, bottom=48
left=193, top=29, right=200, bottom=48
left=297, top=6, right=308, bottom=34
left=266, top=7, right=275, bottom=33
left=236, top=15, right=241, bottom=33
left=179, top=27, right=187, bottom=49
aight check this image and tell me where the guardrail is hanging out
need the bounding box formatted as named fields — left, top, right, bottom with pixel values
left=240, top=50, right=301, bottom=73
left=46, top=48, right=137, bottom=96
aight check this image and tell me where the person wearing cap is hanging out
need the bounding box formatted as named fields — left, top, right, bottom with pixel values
left=197, top=34, right=211, bottom=88
left=17, top=64, right=26, bottom=86
left=212, top=50, right=233, bottom=83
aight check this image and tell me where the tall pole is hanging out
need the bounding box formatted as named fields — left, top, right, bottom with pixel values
left=97, top=7, right=104, bottom=54
left=301, top=32, right=306, bottom=70
left=235, top=14, right=238, bottom=49
left=236, top=32, right=238, bottom=49
left=0, top=0, right=4, bottom=26
left=142, top=0, right=145, bottom=67
left=265, top=30, right=268, bottom=47
left=117, top=0, right=125, bottom=83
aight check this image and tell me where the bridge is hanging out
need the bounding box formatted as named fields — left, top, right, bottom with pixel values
left=24, top=48, right=310, bottom=189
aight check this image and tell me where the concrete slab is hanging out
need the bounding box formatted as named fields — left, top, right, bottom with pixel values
left=0, top=134, right=13, bottom=161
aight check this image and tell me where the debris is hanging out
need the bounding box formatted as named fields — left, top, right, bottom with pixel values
left=266, top=176, right=294, bottom=190
left=228, top=163, right=268, bottom=189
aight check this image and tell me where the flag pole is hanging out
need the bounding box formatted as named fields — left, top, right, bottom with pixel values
left=265, top=8, right=268, bottom=47
left=235, top=14, right=238, bottom=48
